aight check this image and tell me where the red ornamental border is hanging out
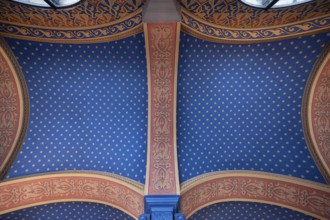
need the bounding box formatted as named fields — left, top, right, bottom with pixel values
left=180, top=172, right=330, bottom=220
left=310, top=55, right=330, bottom=178
left=0, top=48, right=20, bottom=176
left=0, top=38, right=29, bottom=179
left=144, top=22, right=180, bottom=195
left=303, top=43, right=330, bottom=183
left=0, top=172, right=144, bottom=219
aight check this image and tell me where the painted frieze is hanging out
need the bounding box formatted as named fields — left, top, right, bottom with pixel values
left=0, top=38, right=29, bottom=179
left=144, top=23, right=180, bottom=195
left=303, top=43, right=330, bottom=182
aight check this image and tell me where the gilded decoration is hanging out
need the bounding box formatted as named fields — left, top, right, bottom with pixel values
left=145, top=23, right=180, bottom=195
left=179, top=0, right=330, bottom=28
left=0, top=38, right=29, bottom=180
left=0, top=11, right=143, bottom=44
left=180, top=171, right=330, bottom=220
left=303, top=43, right=330, bottom=183
left=179, top=0, right=330, bottom=43
left=0, top=0, right=144, bottom=43
left=181, top=8, right=330, bottom=43
left=1, top=0, right=329, bottom=42
left=0, top=172, right=144, bottom=219
left=0, top=0, right=144, bottom=28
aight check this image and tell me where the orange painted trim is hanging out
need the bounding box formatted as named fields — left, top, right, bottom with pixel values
left=0, top=172, right=144, bottom=219
left=180, top=171, right=330, bottom=220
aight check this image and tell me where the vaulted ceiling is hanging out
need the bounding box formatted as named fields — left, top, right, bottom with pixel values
left=0, top=0, right=330, bottom=219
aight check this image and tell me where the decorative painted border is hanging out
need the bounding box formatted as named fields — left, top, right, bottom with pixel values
left=0, top=0, right=144, bottom=28
left=0, top=9, right=143, bottom=44
left=2, top=6, right=330, bottom=44
left=180, top=171, right=330, bottom=220
left=144, top=22, right=181, bottom=195
left=302, top=42, right=330, bottom=183
left=181, top=8, right=330, bottom=43
left=179, top=0, right=330, bottom=29
left=0, top=171, right=144, bottom=219
left=0, top=38, right=29, bottom=180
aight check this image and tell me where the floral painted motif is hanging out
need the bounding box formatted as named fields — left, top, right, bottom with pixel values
left=0, top=172, right=144, bottom=218
left=181, top=172, right=330, bottom=219
left=0, top=0, right=144, bottom=28
left=304, top=45, right=330, bottom=182
left=145, top=23, right=180, bottom=194
left=0, top=39, right=28, bottom=179
left=179, top=0, right=330, bottom=28
left=181, top=9, right=330, bottom=43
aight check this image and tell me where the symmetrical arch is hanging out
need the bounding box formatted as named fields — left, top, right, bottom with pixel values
left=303, top=42, right=330, bottom=183
left=1, top=0, right=330, bottom=219
left=0, top=172, right=144, bottom=219
left=0, top=38, right=29, bottom=179
left=180, top=171, right=330, bottom=220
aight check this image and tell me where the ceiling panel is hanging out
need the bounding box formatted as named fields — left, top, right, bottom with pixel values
left=177, top=32, right=330, bottom=183
left=4, top=33, right=148, bottom=183
left=189, top=202, right=313, bottom=220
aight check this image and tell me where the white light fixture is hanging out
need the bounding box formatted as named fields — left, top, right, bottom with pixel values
left=240, top=0, right=314, bottom=9
left=10, top=0, right=82, bottom=8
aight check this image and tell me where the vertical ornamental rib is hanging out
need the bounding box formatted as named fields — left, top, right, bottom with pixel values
left=145, top=23, right=180, bottom=195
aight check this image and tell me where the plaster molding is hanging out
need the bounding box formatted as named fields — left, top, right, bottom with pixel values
left=180, top=171, right=330, bottom=219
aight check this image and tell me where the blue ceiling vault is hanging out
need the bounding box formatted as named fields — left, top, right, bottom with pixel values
left=4, top=34, right=148, bottom=183
left=3, top=31, right=330, bottom=220
left=2, top=30, right=330, bottom=219
left=1, top=0, right=330, bottom=218
left=177, top=32, right=330, bottom=184
left=189, top=202, right=313, bottom=220
left=0, top=202, right=134, bottom=220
